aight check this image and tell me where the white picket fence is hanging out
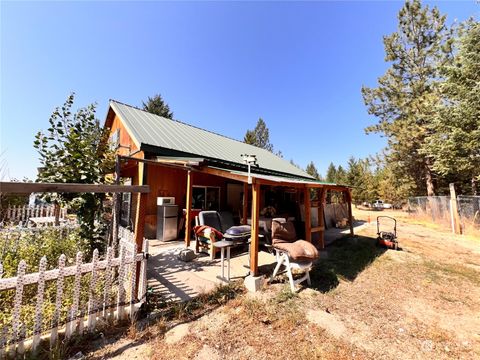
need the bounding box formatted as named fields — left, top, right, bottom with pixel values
left=0, top=229, right=148, bottom=357
left=2, top=205, right=67, bottom=226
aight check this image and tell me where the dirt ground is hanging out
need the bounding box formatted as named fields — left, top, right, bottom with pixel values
left=83, top=209, right=480, bottom=360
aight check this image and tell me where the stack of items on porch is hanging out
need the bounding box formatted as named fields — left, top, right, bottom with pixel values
left=325, top=203, right=352, bottom=229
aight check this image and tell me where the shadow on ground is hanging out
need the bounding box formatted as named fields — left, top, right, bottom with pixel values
left=309, top=235, right=387, bottom=292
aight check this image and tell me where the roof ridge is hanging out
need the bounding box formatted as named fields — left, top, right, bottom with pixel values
left=109, top=99, right=275, bottom=156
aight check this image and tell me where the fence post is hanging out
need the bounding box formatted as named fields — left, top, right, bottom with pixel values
left=103, top=247, right=114, bottom=320
left=87, top=249, right=99, bottom=331
left=133, top=192, right=147, bottom=301
left=50, top=254, right=66, bottom=347
left=139, top=240, right=149, bottom=303
left=17, top=324, right=26, bottom=356
left=117, top=244, right=127, bottom=321
left=449, top=183, right=462, bottom=234
left=129, top=244, right=138, bottom=318
left=0, top=326, right=7, bottom=359
left=10, top=260, right=26, bottom=357
left=112, top=154, right=121, bottom=255
left=32, top=256, right=47, bottom=353
left=70, top=252, right=83, bottom=337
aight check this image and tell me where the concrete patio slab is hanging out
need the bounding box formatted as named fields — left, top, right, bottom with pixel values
left=147, top=240, right=277, bottom=302
left=146, top=221, right=367, bottom=302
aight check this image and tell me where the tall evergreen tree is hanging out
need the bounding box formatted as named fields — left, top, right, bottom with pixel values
left=243, top=130, right=257, bottom=146
left=142, top=94, right=173, bottom=119
left=306, top=161, right=321, bottom=180
left=336, top=165, right=347, bottom=185
left=424, top=20, right=480, bottom=195
left=362, top=0, right=453, bottom=196
left=325, top=162, right=337, bottom=183
left=243, top=118, right=274, bottom=152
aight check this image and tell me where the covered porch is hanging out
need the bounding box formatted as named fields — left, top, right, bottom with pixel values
left=181, top=165, right=354, bottom=277
left=121, top=155, right=354, bottom=291
left=147, top=217, right=363, bottom=302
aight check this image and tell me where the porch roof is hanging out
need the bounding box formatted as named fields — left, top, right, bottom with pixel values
left=200, top=166, right=351, bottom=190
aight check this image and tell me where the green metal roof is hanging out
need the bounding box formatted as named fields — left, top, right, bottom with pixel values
left=110, top=100, right=315, bottom=180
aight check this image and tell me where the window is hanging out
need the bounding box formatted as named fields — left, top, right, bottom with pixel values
left=120, top=178, right=132, bottom=227
left=192, top=186, right=220, bottom=210
left=109, top=128, right=120, bottom=150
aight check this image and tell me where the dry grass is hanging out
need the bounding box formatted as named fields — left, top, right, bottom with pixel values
left=78, top=216, right=479, bottom=360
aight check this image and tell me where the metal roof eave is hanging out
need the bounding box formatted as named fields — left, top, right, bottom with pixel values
left=140, top=143, right=317, bottom=182
left=205, top=166, right=351, bottom=189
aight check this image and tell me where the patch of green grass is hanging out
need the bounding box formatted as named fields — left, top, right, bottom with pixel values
left=423, top=260, right=480, bottom=286
left=309, top=235, right=385, bottom=292
left=274, top=285, right=298, bottom=304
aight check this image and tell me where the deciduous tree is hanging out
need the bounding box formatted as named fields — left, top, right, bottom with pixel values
left=34, top=93, right=115, bottom=250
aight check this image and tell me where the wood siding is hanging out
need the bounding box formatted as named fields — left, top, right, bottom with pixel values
left=123, top=162, right=233, bottom=238
left=108, top=113, right=139, bottom=156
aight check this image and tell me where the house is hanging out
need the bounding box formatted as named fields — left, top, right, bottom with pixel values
left=104, top=100, right=353, bottom=275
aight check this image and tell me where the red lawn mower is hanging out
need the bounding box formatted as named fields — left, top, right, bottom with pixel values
left=376, top=216, right=399, bottom=250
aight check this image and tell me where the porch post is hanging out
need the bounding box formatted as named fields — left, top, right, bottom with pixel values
left=249, top=181, right=260, bottom=276
left=134, top=161, right=147, bottom=300
left=112, top=154, right=121, bottom=251
left=304, top=186, right=311, bottom=242
left=242, top=182, right=248, bottom=225
left=134, top=161, right=147, bottom=252
left=346, top=189, right=354, bottom=236
left=185, top=170, right=193, bottom=247
left=319, top=188, right=326, bottom=249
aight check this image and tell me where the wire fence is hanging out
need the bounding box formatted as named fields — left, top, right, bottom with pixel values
left=408, top=195, right=480, bottom=236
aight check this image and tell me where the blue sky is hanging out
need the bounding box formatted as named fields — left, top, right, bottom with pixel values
left=1, top=1, right=478, bottom=180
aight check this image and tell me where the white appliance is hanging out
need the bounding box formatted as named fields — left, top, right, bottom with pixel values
left=157, top=204, right=178, bottom=241
left=157, top=197, right=175, bottom=205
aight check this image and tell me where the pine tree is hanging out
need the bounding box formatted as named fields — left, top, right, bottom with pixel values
left=243, top=118, right=274, bottom=152
left=306, top=161, right=321, bottom=180
left=424, top=20, right=480, bottom=195
left=336, top=166, right=347, bottom=185
left=345, top=157, right=378, bottom=204
left=243, top=130, right=257, bottom=145
left=142, top=94, right=173, bottom=119
left=361, top=0, right=453, bottom=196
left=325, top=163, right=337, bottom=183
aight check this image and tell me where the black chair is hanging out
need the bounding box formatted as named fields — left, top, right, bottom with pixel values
left=194, top=211, right=251, bottom=259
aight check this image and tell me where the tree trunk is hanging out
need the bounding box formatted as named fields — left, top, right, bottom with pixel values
left=472, top=176, right=478, bottom=196
left=425, top=160, right=435, bottom=196
left=54, top=201, right=60, bottom=226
